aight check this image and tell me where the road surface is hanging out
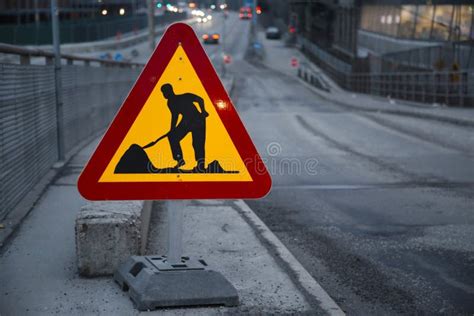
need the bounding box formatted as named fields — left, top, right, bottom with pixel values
left=204, top=13, right=473, bottom=316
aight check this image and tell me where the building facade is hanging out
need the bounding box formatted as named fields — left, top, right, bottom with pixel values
left=358, top=2, right=473, bottom=55
left=288, top=0, right=473, bottom=61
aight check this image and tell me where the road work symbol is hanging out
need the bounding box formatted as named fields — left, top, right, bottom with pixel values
left=78, top=23, right=271, bottom=200
left=114, top=83, right=238, bottom=175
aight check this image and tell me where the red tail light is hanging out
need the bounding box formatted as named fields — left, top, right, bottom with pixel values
left=202, top=34, right=209, bottom=40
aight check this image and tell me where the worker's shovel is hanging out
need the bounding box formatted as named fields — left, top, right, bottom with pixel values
left=143, top=132, right=169, bottom=149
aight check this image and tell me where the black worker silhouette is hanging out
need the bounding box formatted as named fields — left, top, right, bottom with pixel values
left=162, top=83, right=208, bottom=172
left=114, top=83, right=238, bottom=174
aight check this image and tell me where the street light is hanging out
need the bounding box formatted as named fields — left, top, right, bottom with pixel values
left=101, top=9, right=108, bottom=16
left=119, top=8, right=126, bottom=15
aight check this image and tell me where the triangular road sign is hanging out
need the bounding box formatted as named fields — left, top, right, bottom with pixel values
left=78, top=23, right=271, bottom=200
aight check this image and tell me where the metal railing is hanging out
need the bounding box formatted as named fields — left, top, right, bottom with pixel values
left=0, top=13, right=186, bottom=45
left=297, top=63, right=331, bottom=92
left=0, top=43, right=144, bottom=66
left=298, top=36, right=352, bottom=88
left=297, top=36, right=474, bottom=107
left=0, top=44, right=143, bottom=220
left=350, top=70, right=474, bottom=107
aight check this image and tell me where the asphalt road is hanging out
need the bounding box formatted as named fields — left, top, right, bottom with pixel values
left=203, top=15, right=474, bottom=316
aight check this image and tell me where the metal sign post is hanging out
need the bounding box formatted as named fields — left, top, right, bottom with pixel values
left=221, top=10, right=227, bottom=77
left=147, top=0, right=155, bottom=51
left=167, top=200, right=184, bottom=264
left=114, top=200, right=240, bottom=310
left=252, top=0, right=257, bottom=32
left=51, top=0, right=65, bottom=161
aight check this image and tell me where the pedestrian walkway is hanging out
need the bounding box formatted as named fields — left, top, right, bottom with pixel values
left=259, top=32, right=474, bottom=127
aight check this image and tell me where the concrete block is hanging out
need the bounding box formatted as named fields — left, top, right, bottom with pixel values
left=75, top=201, right=152, bottom=277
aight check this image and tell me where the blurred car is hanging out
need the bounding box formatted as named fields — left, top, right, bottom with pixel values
left=197, top=14, right=212, bottom=23
left=192, top=9, right=205, bottom=17
left=239, top=6, right=252, bottom=19
left=202, top=33, right=220, bottom=44
left=265, top=27, right=281, bottom=39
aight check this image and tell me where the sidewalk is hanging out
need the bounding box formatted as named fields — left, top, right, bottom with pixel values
left=258, top=32, right=474, bottom=127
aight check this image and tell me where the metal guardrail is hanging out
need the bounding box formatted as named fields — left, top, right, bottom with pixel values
left=0, top=43, right=143, bottom=67
left=0, top=13, right=187, bottom=45
left=297, top=63, right=331, bottom=92
left=0, top=45, right=143, bottom=220
left=298, top=37, right=352, bottom=89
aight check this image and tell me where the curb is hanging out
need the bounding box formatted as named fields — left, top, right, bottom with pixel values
left=233, top=200, right=345, bottom=315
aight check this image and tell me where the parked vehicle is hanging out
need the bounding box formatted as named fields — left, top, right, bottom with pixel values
left=266, top=27, right=281, bottom=39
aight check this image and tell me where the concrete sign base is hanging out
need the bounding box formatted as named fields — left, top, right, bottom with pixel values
left=114, top=255, right=239, bottom=311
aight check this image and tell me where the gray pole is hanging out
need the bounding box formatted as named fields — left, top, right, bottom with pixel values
left=222, top=10, right=227, bottom=77
left=167, top=200, right=185, bottom=264
left=252, top=0, right=257, bottom=40
left=51, top=0, right=65, bottom=161
left=148, top=0, right=155, bottom=51
left=34, top=0, right=40, bottom=26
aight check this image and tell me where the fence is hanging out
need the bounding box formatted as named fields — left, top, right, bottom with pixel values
left=350, top=70, right=474, bottom=107
left=0, top=44, right=143, bottom=220
left=298, top=36, right=474, bottom=106
left=0, top=13, right=186, bottom=45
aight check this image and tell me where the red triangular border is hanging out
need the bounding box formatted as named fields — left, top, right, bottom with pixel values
left=78, top=23, right=271, bottom=200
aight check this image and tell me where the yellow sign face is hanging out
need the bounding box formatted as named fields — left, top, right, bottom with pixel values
left=99, top=45, right=252, bottom=182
